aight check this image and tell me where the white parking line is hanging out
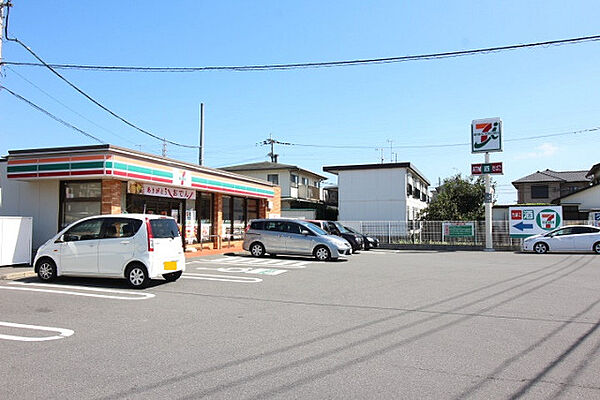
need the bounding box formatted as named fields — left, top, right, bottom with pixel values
left=190, top=257, right=311, bottom=269
left=195, top=266, right=288, bottom=276
left=0, top=321, right=74, bottom=342
left=0, top=282, right=155, bottom=300
left=182, top=273, right=262, bottom=283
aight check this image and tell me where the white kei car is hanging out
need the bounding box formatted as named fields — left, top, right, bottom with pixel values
left=522, top=225, right=600, bottom=254
left=34, top=214, right=186, bottom=288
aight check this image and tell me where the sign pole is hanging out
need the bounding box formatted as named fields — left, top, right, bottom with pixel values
left=484, top=151, right=494, bottom=251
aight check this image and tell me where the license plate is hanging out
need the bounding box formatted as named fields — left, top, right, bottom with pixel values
left=164, top=261, right=177, bottom=270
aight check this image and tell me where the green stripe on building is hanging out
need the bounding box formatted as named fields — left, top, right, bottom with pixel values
left=113, top=162, right=173, bottom=178
left=70, top=161, right=105, bottom=169
left=7, top=165, right=38, bottom=173
left=192, top=176, right=273, bottom=195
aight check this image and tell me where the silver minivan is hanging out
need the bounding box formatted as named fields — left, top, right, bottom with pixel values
left=243, top=219, right=352, bottom=261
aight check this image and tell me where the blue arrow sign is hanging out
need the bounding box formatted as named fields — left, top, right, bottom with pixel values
left=513, top=221, right=533, bottom=231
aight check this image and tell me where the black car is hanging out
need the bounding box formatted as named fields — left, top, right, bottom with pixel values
left=308, top=220, right=363, bottom=253
left=344, top=225, right=379, bottom=250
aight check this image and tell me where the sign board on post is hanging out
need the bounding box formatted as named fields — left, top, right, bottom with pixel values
left=472, top=162, right=503, bottom=175
left=589, top=211, right=600, bottom=227
left=471, top=118, right=502, bottom=153
left=442, top=222, right=475, bottom=241
left=509, top=206, right=563, bottom=238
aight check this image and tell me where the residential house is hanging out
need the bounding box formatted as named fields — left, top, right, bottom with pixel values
left=220, top=161, right=335, bottom=219
left=322, top=162, right=430, bottom=221
left=511, top=169, right=591, bottom=204
left=551, top=163, right=600, bottom=221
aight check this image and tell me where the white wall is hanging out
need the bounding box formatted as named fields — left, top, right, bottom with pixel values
left=560, top=185, right=600, bottom=211
left=229, top=169, right=290, bottom=197
left=0, top=163, right=60, bottom=249
left=338, top=168, right=408, bottom=221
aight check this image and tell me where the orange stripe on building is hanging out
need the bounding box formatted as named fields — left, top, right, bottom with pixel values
left=7, top=158, right=39, bottom=165
left=70, top=155, right=106, bottom=162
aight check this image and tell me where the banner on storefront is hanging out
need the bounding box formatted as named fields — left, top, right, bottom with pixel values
left=142, top=184, right=196, bottom=200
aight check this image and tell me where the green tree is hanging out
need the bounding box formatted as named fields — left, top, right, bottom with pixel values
left=420, top=174, right=492, bottom=221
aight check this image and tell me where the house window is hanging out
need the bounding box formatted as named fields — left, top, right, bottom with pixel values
left=301, top=177, right=308, bottom=185
left=531, top=185, right=549, bottom=199
left=267, top=174, right=279, bottom=185
left=290, top=173, right=298, bottom=187
left=407, top=184, right=413, bottom=196
left=314, top=181, right=320, bottom=188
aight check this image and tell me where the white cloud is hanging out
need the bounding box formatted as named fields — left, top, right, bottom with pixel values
left=514, top=142, right=558, bottom=160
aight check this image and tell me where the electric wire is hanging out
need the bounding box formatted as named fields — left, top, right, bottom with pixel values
left=2, top=2, right=199, bottom=149
left=0, top=85, right=105, bottom=144
left=5, top=66, right=140, bottom=146
left=2, top=35, right=600, bottom=72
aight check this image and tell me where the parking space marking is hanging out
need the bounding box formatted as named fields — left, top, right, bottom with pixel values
left=0, top=321, right=74, bottom=342
left=0, top=282, right=155, bottom=300
left=195, top=266, right=288, bottom=276
left=182, top=273, right=262, bottom=283
left=190, top=257, right=312, bottom=269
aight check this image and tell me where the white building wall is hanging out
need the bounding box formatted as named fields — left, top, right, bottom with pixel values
left=560, top=185, right=600, bottom=211
left=227, top=169, right=290, bottom=197
left=0, top=163, right=60, bottom=249
left=338, top=168, right=408, bottom=221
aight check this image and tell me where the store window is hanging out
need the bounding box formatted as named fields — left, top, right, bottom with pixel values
left=222, top=195, right=232, bottom=239
left=197, top=192, right=213, bottom=242
left=60, top=181, right=102, bottom=229
left=232, top=197, right=246, bottom=240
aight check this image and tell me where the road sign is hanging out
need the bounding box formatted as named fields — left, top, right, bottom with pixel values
left=472, top=118, right=502, bottom=153
left=471, top=162, right=503, bottom=175
left=509, top=206, right=563, bottom=238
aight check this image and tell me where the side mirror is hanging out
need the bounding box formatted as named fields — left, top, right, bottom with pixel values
left=301, top=230, right=310, bottom=236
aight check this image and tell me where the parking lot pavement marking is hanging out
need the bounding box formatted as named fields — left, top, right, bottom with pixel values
left=195, top=266, right=288, bottom=276
left=0, top=282, right=155, bottom=300
left=0, top=321, right=74, bottom=342
left=189, top=257, right=311, bottom=269
left=182, top=273, right=262, bottom=283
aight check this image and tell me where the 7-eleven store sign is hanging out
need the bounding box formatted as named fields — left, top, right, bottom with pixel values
left=471, top=118, right=502, bottom=153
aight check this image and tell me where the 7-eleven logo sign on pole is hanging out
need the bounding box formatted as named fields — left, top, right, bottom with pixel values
left=471, top=117, right=502, bottom=153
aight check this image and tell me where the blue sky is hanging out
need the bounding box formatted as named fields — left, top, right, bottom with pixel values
left=1, top=1, right=599, bottom=203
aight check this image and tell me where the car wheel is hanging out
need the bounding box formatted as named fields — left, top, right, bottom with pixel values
left=250, top=242, right=265, bottom=257
left=126, top=263, right=149, bottom=289
left=36, top=258, right=57, bottom=282
left=533, top=242, right=549, bottom=254
left=163, top=270, right=183, bottom=282
left=593, top=242, right=600, bottom=254
left=314, top=246, right=331, bottom=261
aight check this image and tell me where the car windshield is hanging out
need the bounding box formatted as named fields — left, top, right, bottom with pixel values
left=344, top=226, right=359, bottom=234
left=303, top=223, right=327, bottom=236
left=332, top=221, right=349, bottom=233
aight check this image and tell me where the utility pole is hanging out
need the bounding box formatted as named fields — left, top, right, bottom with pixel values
left=161, top=139, right=167, bottom=157
left=387, top=139, right=393, bottom=163
left=259, top=134, right=290, bottom=163
left=375, top=148, right=384, bottom=163
left=0, top=2, right=5, bottom=70
left=198, top=103, right=204, bottom=165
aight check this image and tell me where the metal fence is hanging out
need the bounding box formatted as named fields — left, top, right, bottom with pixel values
left=341, top=220, right=591, bottom=248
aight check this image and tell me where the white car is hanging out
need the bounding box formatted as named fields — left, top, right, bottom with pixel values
left=34, top=214, right=186, bottom=288
left=522, top=225, right=600, bottom=254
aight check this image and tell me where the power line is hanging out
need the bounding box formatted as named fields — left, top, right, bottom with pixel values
left=5, top=66, right=140, bottom=146
left=0, top=85, right=104, bottom=144
left=1, top=1, right=199, bottom=149
left=281, top=126, right=600, bottom=150
left=2, top=34, right=600, bottom=72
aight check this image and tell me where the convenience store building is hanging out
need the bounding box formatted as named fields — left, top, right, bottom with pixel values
left=0, top=144, right=280, bottom=250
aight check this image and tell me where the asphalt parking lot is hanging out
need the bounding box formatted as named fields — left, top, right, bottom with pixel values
left=1, top=250, right=599, bottom=399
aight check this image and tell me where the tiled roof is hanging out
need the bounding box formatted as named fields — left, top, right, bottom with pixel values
left=512, top=169, right=590, bottom=184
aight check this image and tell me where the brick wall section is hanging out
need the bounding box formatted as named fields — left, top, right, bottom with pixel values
left=101, top=179, right=123, bottom=214
left=213, top=193, right=223, bottom=248
left=268, top=186, right=281, bottom=217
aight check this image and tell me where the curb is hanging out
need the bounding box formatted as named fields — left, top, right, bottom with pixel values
left=0, top=270, right=36, bottom=280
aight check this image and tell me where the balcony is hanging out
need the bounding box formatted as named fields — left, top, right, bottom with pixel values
left=298, top=184, right=321, bottom=201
